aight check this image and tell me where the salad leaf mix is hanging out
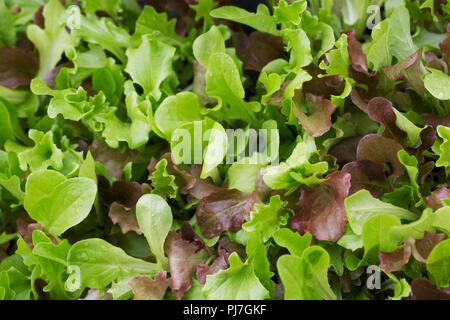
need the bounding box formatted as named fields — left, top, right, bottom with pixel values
left=0, top=0, right=449, bottom=300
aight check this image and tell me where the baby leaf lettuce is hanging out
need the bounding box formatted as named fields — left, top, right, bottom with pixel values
left=0, top=0, right=449, bottom=301
left=24, top=170, right=97, bottom=236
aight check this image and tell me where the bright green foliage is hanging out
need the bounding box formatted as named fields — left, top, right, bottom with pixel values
left=149, top=159, right=178, bottom=199
left=126, top=37, right=176, bottom=100
left=210, top=4, right=279, bottom=36
left=81, top=0, right=122, bottom=19
left=436, top=126, right=450, bottom=167
left=0, top=0, right=449, bottom=302
left=136, top=194, right=173, bottom=269
left=73, top=16, right=130, bottom=63
left=24, top=170, right=97, bottom=236
left=67, top=238, right=157, bottom=290
left=27, top=0, right=79, bottom=78
left=424, top=68, right=450, bottom=101
left=243, top=196, right=289, bottom=242
left=397, top=150, right=423, bottom=206
left=202, top=252, right=270, bottom=300
left=319, top=34, right=350, bottom=77
left=345, top=190, right=417, bottom=235
left=154, top=92, right=203, bottom=140
left=274, top=228, right=312, bottom=257
left=135, top=5, right=186, bottom=49
left=367, top=5, right=418, bottom=70
left=277, top=246, right=336, bottom=300
left=427, top=239, right=450, bottom=288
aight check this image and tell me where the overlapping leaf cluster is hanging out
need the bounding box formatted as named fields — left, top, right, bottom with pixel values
left=0, top=0, right=449, bottom=300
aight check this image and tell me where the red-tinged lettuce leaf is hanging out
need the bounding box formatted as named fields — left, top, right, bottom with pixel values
left=356, top=134, right=404, bottom=178
left=108, top=203, right=141, bottom=235
left=329, top=136, right=363, bottom=163
left=289, top=171, right=351, bottom=242
left=16, top=213, right=36, bottom=239
left=33, top=5, right=45, bottom=28
left=139, top=0, right=193, bottom=37
left=100, top=181, right=150, bottom=234
left=186, top=165, right=225, bottom=200
left=342, top=160, right=387, bottom=197
left=188, top=178, right=225, bottom=200
left=400, top=50, right=424, bottom=97
left=293, top=93, right=337, bottom=138
left=416, top=126, right=437, bottom=155
left=383, top=50, right=420, bottom=82
left=412, top=278, right=450, bottom=300
left=422, top=114, right=450, bottom=129
left=319, top=76, right=345, bottom=98
left=100, top=181, right=145, bottom=210
left=193, top=61, right=216, bottom=106
left=407, top=231, right=446, bottom=263
left=148, top=153, right=196, bottom=194
left=303, top=65, right=345, bottom=99
left=439, top=24, right=450, bottom=70
left=0, top=46, right=38, bottom=89
left=196, top=189, right=258, bottom=238
left=44, top=61, right=74, bottom=90
left=19, top=223, right=42, bottom=249
left=147, top=158, right=179, bottom=199
left=424, top=52, right=437, bottom=63
left=272, top=188, right=302, bottom=214
left=367, top=97, right=434, bottom=151
left=342, top=30, right=369, bottom=75
left=383, top=49, right=424, bottom=96
left=217, top=235, right=246, bottom=257
left=264, top=80, right=288, bottom=107
left=367, top=98, right=406, bottom=143
left=164, top=222, right=211, bottom=299
left=350, top=87, right=370, bottom=113
left=348, top=58, right=380, bottom=113
left=16, top=213, right=57, bottom=248
left=196, top=247, right=230, bottom=285
left=425, top=186, right=450, bottom=210
left=233, top=31, right=285, bottom=72
left=147, top=0, right=192, bottom=19
left=379, top=245, right=411, bottom=273
left=425, top=52, right=447, bottom=72
left=0, top=243, right=7, bottom=261
left=129, top=271, right=170, bottom=300
left=255, top=168, right=271, bottom=200
left=418, top=161, right=435, bottom=186
left=348, top=66, right=378, bottom=94
left=82, top=290, right=113, bottom=300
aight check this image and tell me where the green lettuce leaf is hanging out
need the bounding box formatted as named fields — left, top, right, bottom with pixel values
left=24, top=170, right=97, bottom=236
left=27, top=0, right=79, bottom=78
left=277, top=246, right=336, bottom=300
left=67, top=238, right=158, bottom=290
left=136, top=194, right=173, bottom=269
left=345, top=189, right=417, bottom=235
left=210, top=4, right=279, bottom=36
left=202, top=252, right=270, bottom=300
left=126, top=36, right=176, bottom=100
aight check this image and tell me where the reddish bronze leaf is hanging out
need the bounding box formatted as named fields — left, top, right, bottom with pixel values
left=164, top=222, right=210, bottom=299
left=293, top=93, right=337, bottom=138
left=425, top=186, right=450, bottom=210
left=379, top=245, right=411, bottom=273
left=196, top=189, right=258, bottom=239
left=0, top=46, right=38, bottom=89
left=290, top=171, right=351, bottom=242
